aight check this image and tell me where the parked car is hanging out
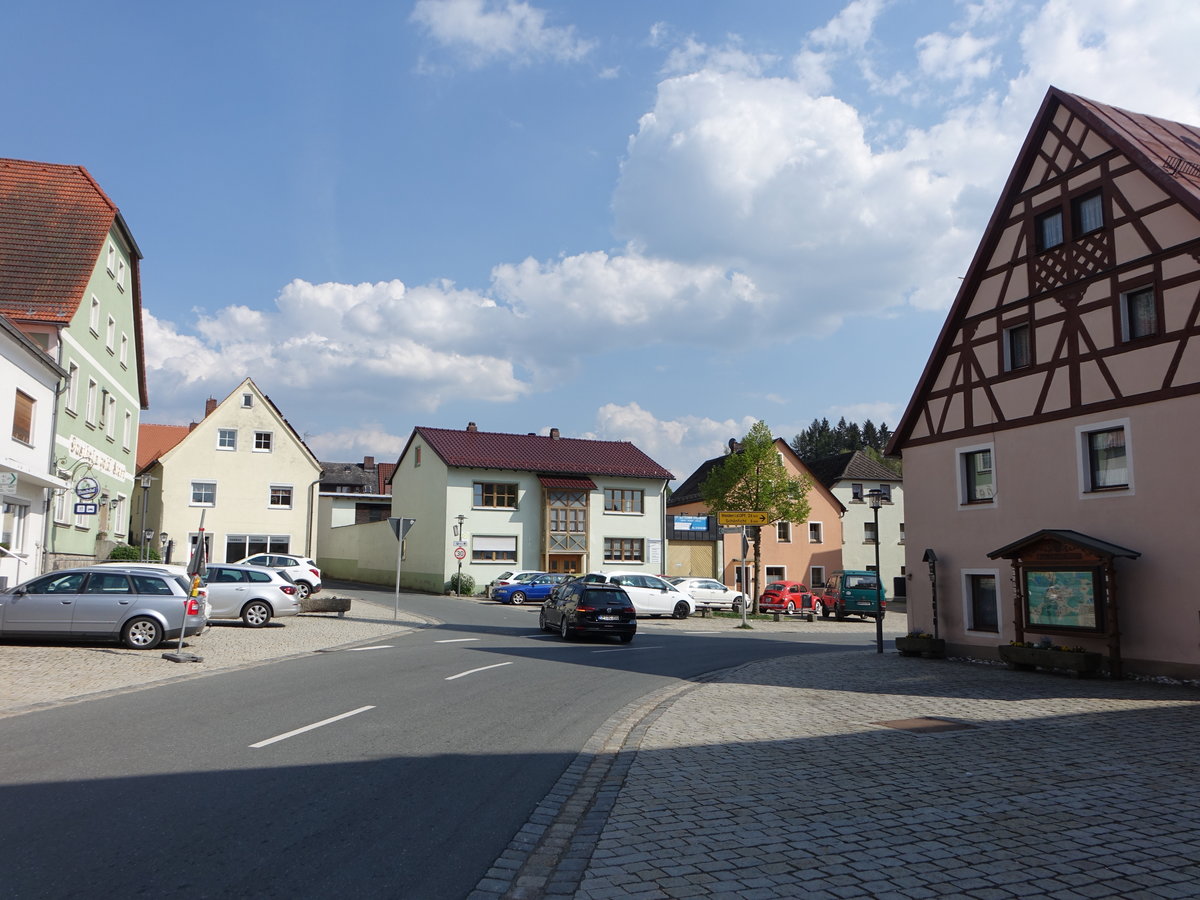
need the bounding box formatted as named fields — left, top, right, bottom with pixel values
left=203, top=563, right=300, bottom=626
left=494, top=573, right=570, bottom=605
left=486, top=570, right=543, bottom=599
left=669, top=577, right=745, bottom=613
left=814, top=570, right=887, bottom=620
left=579, top=572, right=694, bottom=618
left=235, top=553, right=322, bottom=600
left=759, top=581, right=815, bottom=615
left=0, top=566, right=207, bottom=650
left=539, top=581, right=637, bottom=642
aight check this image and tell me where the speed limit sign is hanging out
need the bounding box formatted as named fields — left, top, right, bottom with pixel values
left=454, top=547, right=466, bottom=560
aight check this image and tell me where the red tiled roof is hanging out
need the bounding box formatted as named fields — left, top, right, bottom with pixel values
left=412, top=426, right=674, bottom=480
left=137, top=423, right=190, bottom=470
left=376, top=462, right=395, bottom=494
left=538, top=475, right=597, bottom=490
left=0, top=158, right=119, bottom=323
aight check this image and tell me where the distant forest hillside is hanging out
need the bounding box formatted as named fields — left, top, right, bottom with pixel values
left=790, top=417, right=901, bottom=474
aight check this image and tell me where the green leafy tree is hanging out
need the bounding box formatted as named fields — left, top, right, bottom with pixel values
left=701, top=421, right=812, bottom=613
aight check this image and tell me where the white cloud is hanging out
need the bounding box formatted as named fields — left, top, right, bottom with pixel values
left=916, top=31, right=999, bottom=91
left=808, top=0, right=888, bottom=51
left=411, top=0, right=594, bottom=67
left=304, top=425, right=410, bottom=462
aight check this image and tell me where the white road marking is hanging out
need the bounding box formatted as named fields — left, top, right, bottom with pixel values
left=592, top=645, right=662, bottom=653
left=345, top=645, right=394, bottom=651
left=446, top=661, right=513, bottom=680
left=250, top=706, right=376, bottom=749
left=435, top=638, right=481, bottom=643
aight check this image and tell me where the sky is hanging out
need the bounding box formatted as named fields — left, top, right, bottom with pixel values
left=5, top=0, right=1200, bottom=482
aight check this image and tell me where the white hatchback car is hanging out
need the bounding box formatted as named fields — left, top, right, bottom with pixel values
left=668, top=577, right=745, bottom=613
left=235, top=554, right=322, bottom=601
left=580, top=572, right=694, bottom=619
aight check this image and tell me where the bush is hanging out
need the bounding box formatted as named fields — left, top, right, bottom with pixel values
left=107, top=543, right=161, bottom=562
left=449, top=572, right=476, bottom=595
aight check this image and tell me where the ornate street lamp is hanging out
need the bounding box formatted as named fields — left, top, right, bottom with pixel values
left=867, top=489, right=885, bottom=654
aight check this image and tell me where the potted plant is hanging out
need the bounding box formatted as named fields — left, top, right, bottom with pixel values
left=895, top=630, right=946, bottom=658
left=998, top=638, right=1103, bottom=677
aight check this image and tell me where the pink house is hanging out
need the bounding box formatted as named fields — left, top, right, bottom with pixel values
left=888, top=87, right=1200, bottom=679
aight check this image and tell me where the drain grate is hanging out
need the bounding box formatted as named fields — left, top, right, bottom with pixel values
left=873, top=717, right=975, bottom=733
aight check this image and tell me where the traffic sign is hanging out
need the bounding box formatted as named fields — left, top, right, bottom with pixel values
left=387, top=517, right=416, bottom=540
left=0, top=472, right=17, bottom=494
left=717, top=511, right=768, bottom=526
left=453, top=547, right=466, bottom=560
left=74, top=502, right=98, bottom=515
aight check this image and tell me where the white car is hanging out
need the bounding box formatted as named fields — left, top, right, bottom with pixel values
left=669, top=577, right=745, bottom=613
left=486, top=569, right=543, bottom=599
left=580, top=572, right=694, bottom=619
left=236, top=554, right=322, bottom=601
left=203, top=563, right=301, bottom=627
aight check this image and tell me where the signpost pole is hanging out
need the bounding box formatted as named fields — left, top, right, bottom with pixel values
left=388, top=517, right=416, bottom=620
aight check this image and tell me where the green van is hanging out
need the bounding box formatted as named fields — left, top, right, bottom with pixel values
left=814, top=570, right=886, bottom=621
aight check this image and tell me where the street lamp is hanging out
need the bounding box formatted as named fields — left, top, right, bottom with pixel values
left=867, top=489, right=884, bottom=654
left=139, top=474, right=153, bottom=561
left=923, top=548, right=939, bottom=639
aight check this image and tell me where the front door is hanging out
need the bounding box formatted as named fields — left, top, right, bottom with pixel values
left=547, top=554, right=582, bottom=574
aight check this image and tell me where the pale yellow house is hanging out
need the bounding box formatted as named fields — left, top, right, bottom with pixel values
left=133, top=378, right=321, bottom=567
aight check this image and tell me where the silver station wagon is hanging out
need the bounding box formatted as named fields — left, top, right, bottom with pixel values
left=0, top=566, right=207, bottom=650
left=203, top=563, right=300, bottom=627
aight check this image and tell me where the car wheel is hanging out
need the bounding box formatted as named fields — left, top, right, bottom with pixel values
left=672, top=600, right=690, bottom=620
left=121, top=616, right=164, bottom=650
left=560, top=617, right=572, bottom=641
left=294, top=581, right=312, bottom=602
left=510, top=591, right=526, bottom=605
left=785, top=600, right=796, bottom=615
left=814, top=600, right=827, bottom=617
left=242, top=601, right=272, bottom=628
left=618, top=633, right=634, bottom=643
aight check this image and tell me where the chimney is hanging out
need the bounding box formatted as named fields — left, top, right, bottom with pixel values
left=189, top=421, right=199, bottom=431
left=550, top=428, right=560, bottom=440
left=205, top=397, right=218, bottom=417
left=466, top=422, right=478, bottom=432
left=363, top=456, right=375, bottom=468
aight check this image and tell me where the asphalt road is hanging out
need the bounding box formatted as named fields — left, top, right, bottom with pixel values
left=0, top=588, right=882, bottom=898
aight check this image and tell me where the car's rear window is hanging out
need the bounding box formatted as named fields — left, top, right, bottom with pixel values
left=764, top=583, right=787, bottom=592
left=132, top=575, right=173, bottom=595
left=583, top=589, right=632, bottom=608
left=247, top=570, right=273, bottom=583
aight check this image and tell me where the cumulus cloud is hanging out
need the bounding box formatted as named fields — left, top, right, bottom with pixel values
left=411, top=0, right=594, bottom=67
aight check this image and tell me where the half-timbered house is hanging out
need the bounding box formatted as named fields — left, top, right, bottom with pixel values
left=888, top=87, right=1200, bottom=678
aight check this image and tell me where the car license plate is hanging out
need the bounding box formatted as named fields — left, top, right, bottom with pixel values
left=597, top=615, right=619, bottom=621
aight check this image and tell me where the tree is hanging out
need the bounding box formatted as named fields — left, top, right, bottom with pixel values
left=701, top=421, right=812, bottom=614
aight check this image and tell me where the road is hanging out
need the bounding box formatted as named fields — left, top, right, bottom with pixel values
left=0, top=587, right=883, bottom=898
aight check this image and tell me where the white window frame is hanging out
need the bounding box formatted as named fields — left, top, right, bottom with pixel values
left=110, top=495, right=126, bottom=538
left=116, top=258, right=126, bottom=291
left=269, top=484, right=294, bottom=509
left=765, top=566, right=786, bottom=582
left=808, top=522, right=823, bottom=543
left=12, top=390, right=34, bottom=444
left=66, top=362, right=79, bottom=413
left=956, top=441, right=997, bottom=508
left=119, top=334, right=129, bottom=368
left=809, top=566, right=826, bottom=588
left=89, top=296, right=100, bottom=334
left=471, top=534, right=518, bottom=563
left=105, top=316, right=116, bottom=352
left=776, top=521, right=791, bottom=543
left=106, top=243, right=116, bottom=276
left=1076, top=418, right=1134, bottom=497
left=864, top=521, right=878, bottom=544
left=53, top=488, right=68, bottom=525
left=961, top=568, right=1001, bottom=636
left=242, top=393, right=253, bottom=408
left=85, top=379, right=98, bottom=426
left=123, top=411, right=132, bottom=450
left=104, top=394, right=116, bottom=440
left=217, top=428, right=237, bottom=451
left=190, top=481, right=217, bottom=507
left=254, top=430, right=273, bottom=452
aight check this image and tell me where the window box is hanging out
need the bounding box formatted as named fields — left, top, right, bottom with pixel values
left=895, top=636, right=946, bottom=659
left=997, top=644, right=1103, bottom=677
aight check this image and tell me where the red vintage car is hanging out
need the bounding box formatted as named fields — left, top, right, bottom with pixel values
left=758, top=581, right=814, bottom=615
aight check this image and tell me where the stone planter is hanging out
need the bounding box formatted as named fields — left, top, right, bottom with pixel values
left=300, top=595, right=352, bottom=617
left=998, top=645, right=1103, bottom=677
left=895, top=636, right=946, bottom=658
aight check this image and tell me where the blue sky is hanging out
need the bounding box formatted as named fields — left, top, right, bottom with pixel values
left=5, top=0, right=1200, bottom=481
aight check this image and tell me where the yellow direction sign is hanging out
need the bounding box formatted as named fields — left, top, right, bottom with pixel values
left=717, top=511, right=768, bottom=526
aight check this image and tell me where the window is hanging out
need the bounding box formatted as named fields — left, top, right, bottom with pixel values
left=776, top=521, right=791, bottom=542
left=242, top=393, right=253, bottom=408
left=119, top=334, right=129, bottom=367
left=1121, top=287, right=1158, bottom=341
left=877, top=484, right=892, bottom=502
left=1, top=500, right=29, bottom=552
left=85, top=379, right=98, bottom=425
left=110, top=495, right=125, bottom=538
left=604, top=488, right=643, bottom=513
left=105, top=316, right=115, bottom=352
left=1036, top=209, right=1063, bottom=251
left=808, top=522, right=823, bottom=543
left=12, top=391, right=34, bottom=444
left=104, top=395, right=116, bottom=439
left=965, top=572, right=999, bottom=633
left=269, top=485, right=293, bottom=508
left=217, top=428, right=237, bottom=450
left=1079, top=422, right=1130, bottom=493
left=604, top=538, right=644, bottom=563
left=472, top=535, right=517, bottom=562
left=1004, top=322, right=1032, bottom=370
left=809, top=566, right=825, bottom=587
left=122, top=412, right=132, bottom=450
left=960, top=446, right=995, bottom=504
left=765, top=566, right=786, bottom=581
left=66, top=363, right=79, bottom=413
left=899, top=522, right=906, bottom=544
left=191, top=481, right=217, bottom=506
left=864, top=522, right=878, bottom=544
left=98, top=389, right=109, bottom=428
left=106, top=243, right=116, bottom=275
left=89, top=296, right=100, bottom=333
left=851, top=483, right=863, bottom=501
left=474, top=482, right=518, bottom=508
left=116, top=259, right=126, bottom=291
left=1072, top=191, right=1103, bottom=236
left=226, top=534, right=289, bottom=560
left=415, top=446, right=421, bottom=467
left=254, top=431, right=273, bottom=452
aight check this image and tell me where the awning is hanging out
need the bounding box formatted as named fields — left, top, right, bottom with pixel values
left=538, top=475, right=597, bottom=490
left=1, top=463, right=68, bottom=492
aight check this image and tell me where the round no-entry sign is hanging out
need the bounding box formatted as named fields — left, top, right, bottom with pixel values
left=453, top=547, right=466, bottom=560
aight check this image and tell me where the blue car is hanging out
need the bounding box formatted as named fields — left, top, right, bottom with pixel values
left=494, top=573, right=571, bottom=605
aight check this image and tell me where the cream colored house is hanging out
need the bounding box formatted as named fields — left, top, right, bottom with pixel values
left=134, top=379, right=321, bottom=565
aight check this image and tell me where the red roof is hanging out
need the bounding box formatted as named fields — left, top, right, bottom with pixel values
left=411, top=426, right=674, bottom=480
left=137, top=423, right=190, bottom=470
left=376, top=462, right=395, bottom=494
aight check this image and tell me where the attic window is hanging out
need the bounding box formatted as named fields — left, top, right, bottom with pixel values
left=242, top=393, right=253, bottom=408
left=1072, top=191, right=1104, bottom=236
left=1035, top=209, right=1063, bottom=252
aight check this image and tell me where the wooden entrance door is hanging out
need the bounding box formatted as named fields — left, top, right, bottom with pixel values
left=548, top=554, right=582, bottom=574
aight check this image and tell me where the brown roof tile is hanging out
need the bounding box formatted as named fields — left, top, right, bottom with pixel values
left=137, top=423, right=190, bottom=470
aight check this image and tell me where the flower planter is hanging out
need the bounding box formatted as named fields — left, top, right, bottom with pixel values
left=895, top=636, right=946, bottom=659
left=998, top=645, right=1103, bottom=677
left=300, top=595, right=352, bottom=617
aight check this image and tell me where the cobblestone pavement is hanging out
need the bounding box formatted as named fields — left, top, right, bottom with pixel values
left=474, top=645, right=1200, bottom=900
left=0, top=587, right=430, bottom=719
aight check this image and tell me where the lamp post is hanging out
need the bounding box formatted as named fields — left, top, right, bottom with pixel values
left=454, top=514, right=467, bottom=595
left=160, top=532, right=170, bottom=565
left=867, top=489, right=884, bottom=654
left=139, top=474, right=153, bottom=561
